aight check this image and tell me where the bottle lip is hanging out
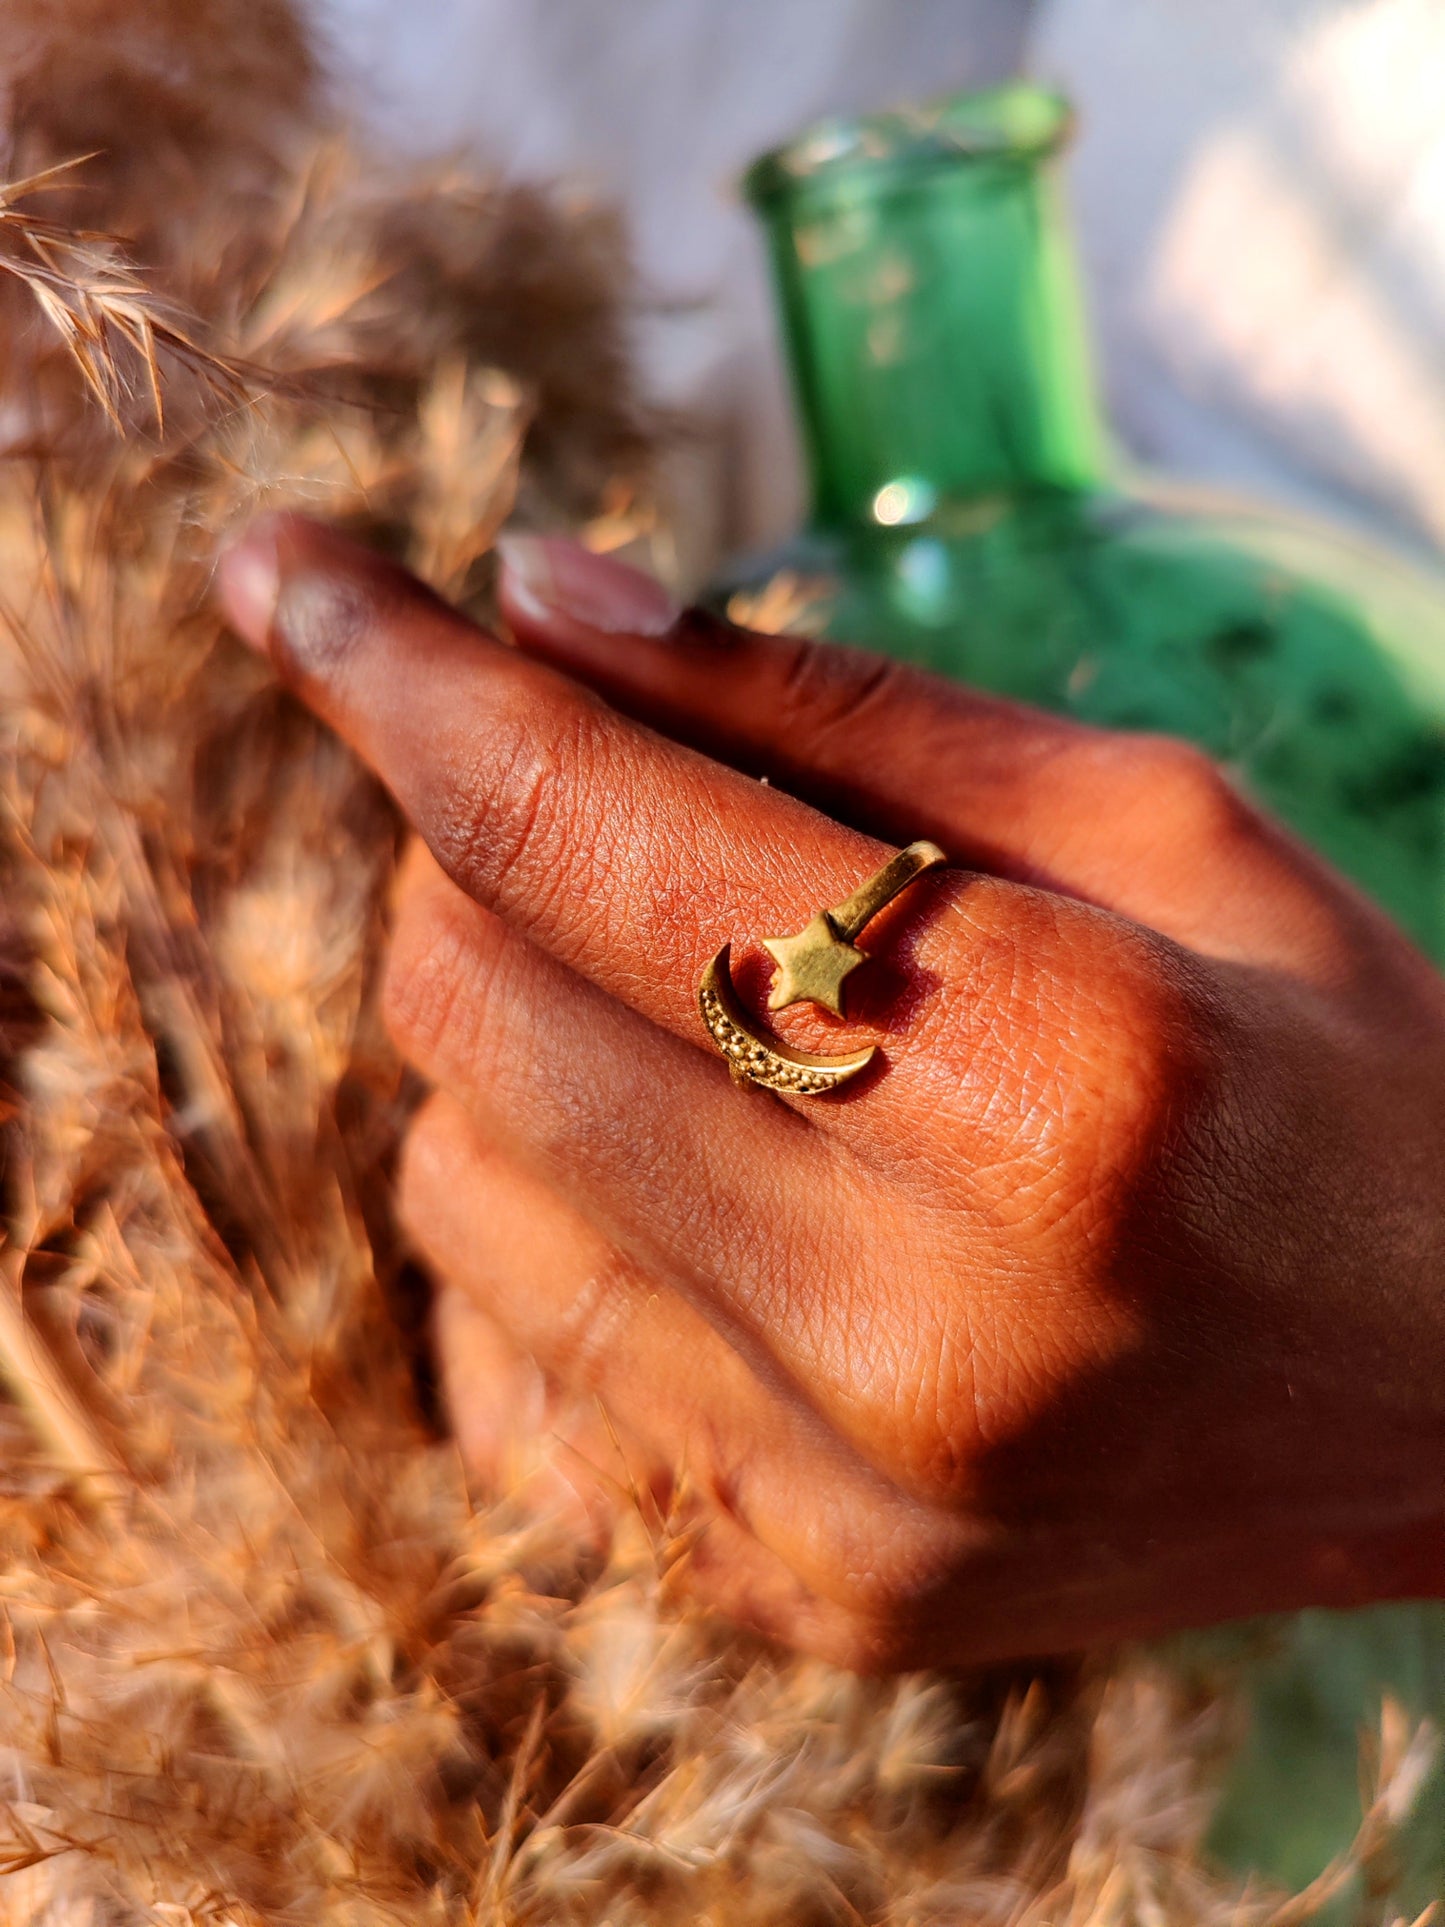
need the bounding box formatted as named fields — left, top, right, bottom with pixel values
left=743, top=82, right=1074, bottom=208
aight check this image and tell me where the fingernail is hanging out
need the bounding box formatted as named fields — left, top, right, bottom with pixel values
left=217, top=518, right=282, bottom=652
left=498, top=533, right=679, bottom=638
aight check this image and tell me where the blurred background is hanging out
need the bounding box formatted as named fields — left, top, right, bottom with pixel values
left=312, top=0, right=1445, bottom=587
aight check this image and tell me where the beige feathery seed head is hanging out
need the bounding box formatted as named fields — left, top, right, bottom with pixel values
left=0, top=1, right=1428, bottom=1921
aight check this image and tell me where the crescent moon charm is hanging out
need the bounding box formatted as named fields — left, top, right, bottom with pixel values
left=698, top=945, right=878, bottom=1094
left=697, top=840, right=947, bottom=1097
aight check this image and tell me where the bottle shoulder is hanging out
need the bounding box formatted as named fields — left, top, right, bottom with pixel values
left=708, top=485, right=1445, bottom=723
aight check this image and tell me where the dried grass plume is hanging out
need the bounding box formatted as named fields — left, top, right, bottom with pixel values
left=0, top=3, right=1426, bottom=1921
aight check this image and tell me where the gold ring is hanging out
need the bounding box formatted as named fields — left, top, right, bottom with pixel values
left=697, top=840, right=947, bottom=1095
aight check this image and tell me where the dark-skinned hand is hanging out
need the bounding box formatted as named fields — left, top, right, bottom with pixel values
left=217, top=517, right=1445, bottom=1670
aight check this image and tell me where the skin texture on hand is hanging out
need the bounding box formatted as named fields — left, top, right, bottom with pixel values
left=217, top=517, right=1445, bottom=1670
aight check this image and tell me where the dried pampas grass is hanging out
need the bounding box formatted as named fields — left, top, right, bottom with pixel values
left=0, top=3, right=1427, bottom=1921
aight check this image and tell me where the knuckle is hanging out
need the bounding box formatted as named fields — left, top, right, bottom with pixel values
left=382, top=892, right=510, bottom=1069
left=813, top=1610, right=914, bottom=1675
left=382, top=905, right=468, bottom=1058
left=932, top=879, right=1207, bottom=1215
left=825, top=1555, right=916, bottom=1634
left=540, top=1254, right=637, bottom=1395
left=427, top=685, right=606, bottom=921
left=397, top=1093, right=456, bottom=1194
left=788, top=1468, right=959, bottom=1624
left=395, top=1148, right=436, bottom=1256
left=774, top=636, right=907, bottom=744
left=687, top=1550, right=915, bottom=1674
left=395, top=1096, right=466, bottom=1244
left=815, top=1552, right=958, bottom=1673
left=1057, top=930, right=1201, bottom=1177
left=1102, top=732, right=1257, bottom=845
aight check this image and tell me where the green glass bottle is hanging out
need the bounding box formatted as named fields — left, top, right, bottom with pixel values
left=712, top=83, right=1445, bottom=1908
left=711, top=83, right=1445, bottom=959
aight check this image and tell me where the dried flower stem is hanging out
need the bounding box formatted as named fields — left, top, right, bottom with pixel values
left=0, top=157, right=249, bottom=431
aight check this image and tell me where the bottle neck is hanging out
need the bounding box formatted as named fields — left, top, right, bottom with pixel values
left=754, top=144, right=1107, bottom=530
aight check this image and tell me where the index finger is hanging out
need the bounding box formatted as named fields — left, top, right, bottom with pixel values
left=215, top=517, right=1118, bottom=1151
left=220, top=516, right=899, bottom=1009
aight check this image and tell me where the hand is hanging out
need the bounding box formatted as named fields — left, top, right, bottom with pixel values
left=217, top=519, right=1445, bottom=1669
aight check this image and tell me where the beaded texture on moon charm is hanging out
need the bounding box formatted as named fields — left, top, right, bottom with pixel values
left=698, top=947, right=877, bottom=1093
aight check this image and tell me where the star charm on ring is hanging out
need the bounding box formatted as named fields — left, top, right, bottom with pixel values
left=761, top=914, right=866, bottom=1017
left=697, top=840, right=948, bottom=1096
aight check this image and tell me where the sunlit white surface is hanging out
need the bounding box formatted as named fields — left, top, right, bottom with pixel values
left=1036, top=0, right=1445, bottom=554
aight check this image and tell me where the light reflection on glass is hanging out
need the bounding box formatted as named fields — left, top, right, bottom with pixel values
left=872, top=478, right=937, bottom=525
